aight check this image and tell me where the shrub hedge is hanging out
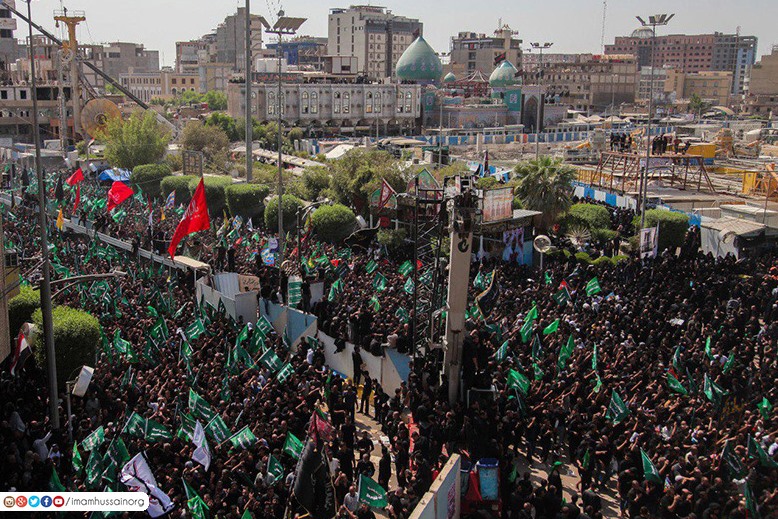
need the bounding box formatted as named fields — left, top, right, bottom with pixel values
left=7, top=285, right=40, bottom=343
left=225, top=184, right=270, bottom=220
left=568, top=204, right=611, bottom=230
left=311, top=204, right=356, bottom=243
left=188, top=176, right=232, bottom=216
left=160, top=175, right=198, bottom=205
left=264, top=195, right=303, bottom=232
left=633, top=209, right=689, bottom=252
left=131, top=163, right=171, bottom=200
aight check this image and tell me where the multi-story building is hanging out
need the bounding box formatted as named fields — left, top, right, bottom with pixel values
left=449, top=25, right=522, bottom=77
left=605, top=30, right=756, bottom=97
left=666, top=70, right=733, bottom=105
left=214, top=7, right=263, bottom=72
left=176, top=40, right=204, bottom=73
left=0, top=0, right=17, bottom=84
left=119, top=69, right=200, bottom=104
left=327, top=5, right=422, bottom=79
left=227, top=80, right=421, bottom=134
left=101, top=42, right=159, bottom=80
left=638, top=66, right=671, bottom=102
left=265, top=37, right=329, bottom=71
left=522, top=53, right=584, bottom=72
left=744, top=46, right=778, bottom=116
left=523, top=54, right=637, bottom=113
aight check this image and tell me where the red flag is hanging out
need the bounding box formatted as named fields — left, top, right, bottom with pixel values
left=72, top=185, right=81, bottom=212
left=378, top=178, right=396, bottom=210
left=106, top=181, right=134, bottom=212
left=66, top=167, right=84, bottom=186
left=168, top=178, right=210, bottom=258
left=10, top=327, right=31, bottom=376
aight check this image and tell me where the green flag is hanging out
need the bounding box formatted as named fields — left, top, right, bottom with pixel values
left=123, top=412, right=172, bottom=443
left=82, top=426, right=106, bottom=451
left=72, top=442, right=84, bottom=474
left=606, top=390, right=630, bottom=424
left=204, top=415, right=231, bottom=443
left=640, top=448, right=662, bottom=484
left=552, top=288, right=570, bottom=306
left=358, top=474, right=388, bottom=508
left=532, top=362, right=544, bottom=381
left=592, top=374, right=603, bottom=393
left=525, top=304, right=538, bottom=323
left=543, top=318, right=560, bottom=335
left=720, top=440, right=746, bottom=479
left=85, top=449, right=103, bottom=488
left=267, top=454, right=284, bottom=485
left=183, top=479, right=210, bottom=519
left=258, top=348, right=283, bottom=372
left=557, top=334, right=574, bottom=372
left=372, top=272, right=387, bottom=292
left=369, top=295, right=380, bottom=312
left=256, top=315, right=273, bottom=337
left=188, top=389, right=216, bottom=422
left=592, top=343, right=598, bottom=371
left=395, top=307, right=410, bottom=324
left=365, top=259, right=378, bottom=274
left=177, top=413, right=198, bottom=441
left=757, top=397, right=772, bottom=420
left=107, top=438, right=130, bottom=467
left=398, top=260, right=414, bottom=276
left=703, top=373, right=728, bottom=405
left=235, top=324, right=250, bottom=348
left=666, top=372, right=688, bottom=396
left=229, top=426, right=257, bottom=450
left=50, top=466, right=66, bottom=492
left=283, top=432, right=304, bottom=459
left=705, top=337, right=714, bottom=361
left=531, top=334, right=542, bottom=359
left=186, top=318, right=206, bottom=341
left=506, top=369, right=530, bottom=396
left=520, top=319, right=534, bottom=343
left=276, top=362, right=295, bottom=384
left=722, top=352, right=735, bottom=373
left=494, top=340, right=509, bottom=363
left=748, top=434, right=778, bottom=469
left=744, top=482, right=761, bottom=519
left=403, top=277, right=414, bottom=295
left=544, top=271, right=553, bottom=285
left=585, top=277, right=601, bottom=296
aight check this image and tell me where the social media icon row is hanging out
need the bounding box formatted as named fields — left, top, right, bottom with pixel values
left=3, top=495, right=63, bottom=508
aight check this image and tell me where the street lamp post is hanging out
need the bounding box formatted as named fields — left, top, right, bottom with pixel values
left=263, top=14, right=306, bottom=272
left=244, top=0, right=253, bottom=183
left=26, top=0, right=59, bottom=430
left=637, top=14, right=674, bottom=229
left=530, top=42, right=553, bottom=160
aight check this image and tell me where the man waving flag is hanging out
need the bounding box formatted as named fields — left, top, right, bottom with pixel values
left=168, top=178, right=210, bottom=258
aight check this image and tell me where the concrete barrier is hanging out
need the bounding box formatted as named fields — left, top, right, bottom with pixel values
left=409, top=454, right=462, bottom=519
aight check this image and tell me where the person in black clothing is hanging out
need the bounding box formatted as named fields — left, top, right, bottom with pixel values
left=227, top=246, right=236, bottom=272
left=378, top=446, right=391, bottom=490
left=352, top=346, right=364, bottom=386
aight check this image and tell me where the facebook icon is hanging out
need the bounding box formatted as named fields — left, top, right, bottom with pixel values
left=40, top=496, right=52, bottom=508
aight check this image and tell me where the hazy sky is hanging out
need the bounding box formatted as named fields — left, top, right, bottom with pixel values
left=20, top=0, right=778, bottom=68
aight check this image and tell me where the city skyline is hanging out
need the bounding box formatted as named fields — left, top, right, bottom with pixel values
left=19, top=0, right=778, bottom=69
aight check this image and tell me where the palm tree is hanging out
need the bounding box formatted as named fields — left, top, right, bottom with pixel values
left=512, top=156, right=576, bottom=229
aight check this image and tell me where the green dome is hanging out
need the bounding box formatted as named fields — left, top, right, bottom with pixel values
left=443, top=72, right=457, bottom=83
left=489, top=60, right=519, bottom=87
left=396, top=36, right=443, bottom=82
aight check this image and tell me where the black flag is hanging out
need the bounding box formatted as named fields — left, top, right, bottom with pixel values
left=292, top=440, right=336, bottom=519
left=476, top=269, right=500, bottom=318
left=21, top=168, right=29, bottom=187
left=494, top=52, right=507, bottom=66
left=55, top=175, right=64, bottom=202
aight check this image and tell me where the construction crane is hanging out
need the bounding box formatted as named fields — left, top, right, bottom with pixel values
left=0, top=0, right=177, bottom=138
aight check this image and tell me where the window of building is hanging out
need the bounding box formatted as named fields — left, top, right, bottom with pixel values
left=311, top=91, right=319, bottom=114
left=20, top=90, right=26, bottom=100
left=397, top=90, right=403, bottom=113
left=268, top=91, right=276, bottom=114
left=374, top=92, right=381, bottom=114
left=405, top=91, right=412, bottom=113
left=334, top=92, right=341, bottom=113
left=1, top=90, right=7, bottom=100
left=366, top=92, right=373, bottom=113
left=343, top=92, right=350, bottom=113
left=302, top=91, right=309, bottom=114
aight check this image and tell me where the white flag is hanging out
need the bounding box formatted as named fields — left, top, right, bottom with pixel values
left=120, top=453, right=175, bottom=518
left=192, top=421, right=211, bottom=471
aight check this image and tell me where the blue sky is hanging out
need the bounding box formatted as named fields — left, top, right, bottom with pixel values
left=23, top=0, right=778, bottom=68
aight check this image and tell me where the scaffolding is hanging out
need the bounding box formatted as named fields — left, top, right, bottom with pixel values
left=588, top=151, right=716, bottom=194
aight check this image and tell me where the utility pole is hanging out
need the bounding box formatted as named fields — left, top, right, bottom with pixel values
left=263, top=13, right=306, bottom=267
left=636, top=14, right=674, bottom=229
left=54, top=10, right=85, bottom=144
left=56, top=49, right=67, bottom=158
left=245, top=0, right=253, bottom=182
left=530, top=42, right=553, bottom=160
left=28, top=0, right=59, bottom=430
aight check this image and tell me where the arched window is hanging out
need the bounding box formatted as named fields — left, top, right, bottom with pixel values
left=334, top=92, right=341, bottom=114
left=279, top=93, right=285, bottom=114
left=374, top=92, right=381, bottom=114
left=405, top=91, right=412, bottom=113
left=396, top=90, right=403, bottom=113
left=366, top=92, right=373, bottom=113
left=311, top=91, right=319, bottom=114
left=268, top=91, right=276, bottom=115
left=302, top=91, right=309, bottom=114
left=343, top=92, right=351, bottom=114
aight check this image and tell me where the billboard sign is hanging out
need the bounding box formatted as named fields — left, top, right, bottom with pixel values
left=482, top=187, right=513, bottom=223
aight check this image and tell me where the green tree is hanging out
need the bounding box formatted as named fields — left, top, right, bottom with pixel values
left=513, top=156, right=576, bottom=228
left=101, top=110, right=170, bottom=170
left=188, top=176, right=232, bottom=216
left=131, top=163, right=171, bottom=200
left=178, top=89, right=204, bottom=106
left=567, top=203, right=611, bottom=230
left=377, top=228, right=407, bottom=251
left=311, top=204, right=356, bottom=243
left=287, top=127, right=304, bottom=144
left=32, top=306, right=100, bottom=390
left=182, top=121, right=230, bottom=173
left=475, top=176, right=499, bottom=190
left=633, top=210, right=689, bottom=252
left=264, top=194, right=303, bottom=232
left=7, top=285, right=40, bottom=343
left=688, top=94, right=711, bottom=118
left=329, top=148, right=405, bottom=210
left=225, top=183, right=270, bottom=220
left=205, top=113, right=240, bottom=141
left=301, top=166, right=331, bottom=200
left=161, top=175, right=198, bottom=205
left=204, top=91, right=228, bottom=111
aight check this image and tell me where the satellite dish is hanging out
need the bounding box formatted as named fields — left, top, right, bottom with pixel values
left=534, top=235, right=552, bottom=253
left=81, top=98, right=121, bottom=138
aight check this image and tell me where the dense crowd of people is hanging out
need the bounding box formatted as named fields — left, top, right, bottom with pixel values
left=1, top=169, right=777, bottom=519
